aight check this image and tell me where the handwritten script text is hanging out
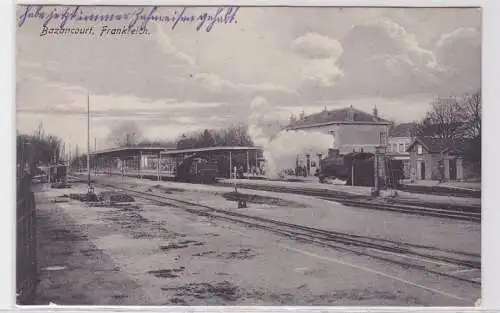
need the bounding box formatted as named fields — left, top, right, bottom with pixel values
left=18, top=6, right=239, bottom=32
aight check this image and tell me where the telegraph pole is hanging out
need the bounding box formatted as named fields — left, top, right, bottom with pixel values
left=94, top=137, right=97, bottom=175
left=87, top=94, right=91, bottom=193
left=68, top=143, right=71, bottom=171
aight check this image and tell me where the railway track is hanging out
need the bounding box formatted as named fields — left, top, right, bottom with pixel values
left=76, top=172, right=481, bottom=222
left=216, top=183, right=481, bottom=222
left=95, top=181, right=481, bottom=285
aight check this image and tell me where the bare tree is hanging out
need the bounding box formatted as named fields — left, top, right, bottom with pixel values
left=17, top=131, right=65, bottom=176
left=175, top=125, right=254, bottom=149
left=457, top=89, right=481, bottom=139
left=416, top=90, right=481, bottom=141
left=416, top=96, right=463, bottom=144
left=46, top=135, right=62, bottom=163
left=415, top=90, right=481, bottom=168
left=136, top=139, right=176, bottom=147
left=106, top=121, right=143, bottom=147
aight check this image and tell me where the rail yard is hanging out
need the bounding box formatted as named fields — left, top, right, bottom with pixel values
left=31, top=172, right=481, bottom=306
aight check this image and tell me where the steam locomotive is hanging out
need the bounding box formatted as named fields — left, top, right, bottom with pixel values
left=174, top=155, right=219, bottom=183
left=318, top=149, right=403, bottom=187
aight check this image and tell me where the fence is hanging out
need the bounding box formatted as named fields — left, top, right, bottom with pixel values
left=16, top=173, right=38, bottom=305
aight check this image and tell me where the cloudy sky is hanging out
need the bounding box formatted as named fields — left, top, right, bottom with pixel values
left=16, top=6, right=481, bottom=150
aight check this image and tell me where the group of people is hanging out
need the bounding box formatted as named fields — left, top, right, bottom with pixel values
left=232, top=164, right=266, bottom=179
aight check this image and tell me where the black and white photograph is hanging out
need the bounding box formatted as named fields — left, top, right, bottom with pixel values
left=15, top=5, right=481, bottom=306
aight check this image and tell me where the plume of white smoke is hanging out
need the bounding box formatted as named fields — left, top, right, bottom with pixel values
left=247, top=97, right=277, bottom=177
left=264, top=130, right=334, bottom=177
left=247, top=97, right=334, bottom=179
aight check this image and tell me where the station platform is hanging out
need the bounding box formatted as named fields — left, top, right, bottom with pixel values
left=220, top=178, right=481, bottom=209
left=400, top=179, right=481, bottom=191
left=70, top=170, right=481, bottom=208
left=398, top=180, right=481, bottom=198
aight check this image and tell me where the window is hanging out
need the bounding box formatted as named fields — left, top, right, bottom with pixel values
left=417, top=145, right=423, bottom=155
left=379, top=132, right=387, bottom=145
left=329, top=131, right=336, bottom=147
left=393, top=144, right=397, bottom=152
left=399, top=143, right=404, bottom=153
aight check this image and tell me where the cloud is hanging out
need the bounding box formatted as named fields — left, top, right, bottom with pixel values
left=291, top=33, right=343, bottom=59
left=16, top=74, right=80, bottom=110
left=290, top=33, right=344, bottom=89
left=300, top=58, right=343, bottom=88
left=15, top=7, right=481, bottom=150
left=154, top=24, right=197, bottom=67
left=297, top=18, right=480, bottom=101
left=193, top=72, right=295, bottom=95
left=433, top=27, right=481, bottom=93
left=17, top=18, right=299, bottom=110
left=338, top=19, right=439, bottom=92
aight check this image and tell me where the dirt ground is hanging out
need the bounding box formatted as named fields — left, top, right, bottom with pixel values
left=97, top=175, right=481, bottom=255
left=32, top=182, right=480, bottom=306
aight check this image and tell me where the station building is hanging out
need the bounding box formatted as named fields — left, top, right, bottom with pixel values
left=387, top=123, right=418, bottom=179
left=90, top=146, right=173, bottom=172
left=406, top=137, right=475, bottom=182
left=90, top=145, right=263, bottom=179
left=284, top=105, right=392, bottom=154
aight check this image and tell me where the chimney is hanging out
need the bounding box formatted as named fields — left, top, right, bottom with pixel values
left=346, top=105, right=355, bottom=121
left=328, top=148, right=339, bottom=158
left=373, top=105, right=378, bottom=118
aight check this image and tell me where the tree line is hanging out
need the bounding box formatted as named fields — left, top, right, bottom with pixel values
left=17, top=123, right=63, bottom=176
left=176, top=124, right=254, bottom=150
left=414, top=89, right=481, bottom=164
left=107, top=121, right=254, bottom=150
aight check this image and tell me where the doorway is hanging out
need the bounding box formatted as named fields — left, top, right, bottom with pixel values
left=420, top=161, right=426, bottom=180
left=449, top=159, right=457, bottom=181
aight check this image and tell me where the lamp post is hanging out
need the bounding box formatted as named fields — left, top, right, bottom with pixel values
left=373, top=145, right=387, bottom=196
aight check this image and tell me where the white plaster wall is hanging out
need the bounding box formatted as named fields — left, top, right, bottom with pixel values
left=290, top=123, right=390, bottom=154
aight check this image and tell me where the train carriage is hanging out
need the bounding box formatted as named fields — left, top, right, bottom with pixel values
left=160, top=146, right=263, bottom=182
left=49, top=163, right=68, bottom=182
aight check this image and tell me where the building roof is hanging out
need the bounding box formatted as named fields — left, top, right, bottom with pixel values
left=160, top=146, right=263, bottom=155
left=93, top=146, right=173, bottom=156
left=285, top=106, right=391, bottom=130
left=406, top=137, right=473, bottom=155
left=413, top=137, right=446, bottom=153
left=390, top=123, right=418, bottom=138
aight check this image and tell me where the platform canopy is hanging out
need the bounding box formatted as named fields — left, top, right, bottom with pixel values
left=160, top=146, right=263, bottom=156
left=92, top=146, right=173, bottom=158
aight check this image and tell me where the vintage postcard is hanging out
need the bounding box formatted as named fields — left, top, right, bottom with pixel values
left=16, top=5, right=481, bottom=306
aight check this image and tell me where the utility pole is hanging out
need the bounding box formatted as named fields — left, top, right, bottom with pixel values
left=94, top=137, right=97, bottom=175
left=87, top=94, right=92, bottom=193
left=75, top=145, right=79, bottom=172
left=68, top=143, right=72, bottom=171
left=157, top=153, right=161, bottom=181
left=229, top=151, right=232, bottom=179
